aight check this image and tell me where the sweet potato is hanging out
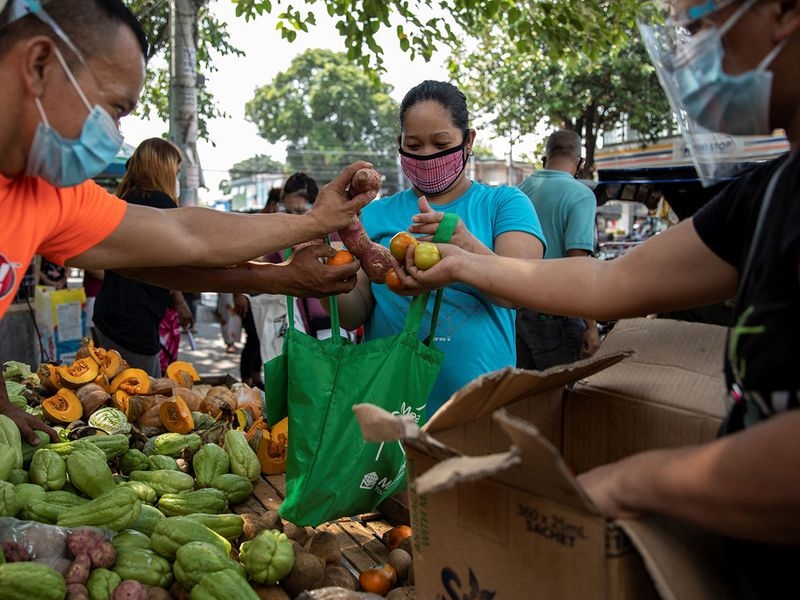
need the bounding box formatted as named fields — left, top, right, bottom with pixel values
left=339, top=168, right=393, bottom=283
left=64, top=553, right=92, bottom=585
left=111, top=580, right=147, bottom=600
left=66, top=583, right=90, bottom=600
left=88, top=540, right=117, bottom=569
left=66, top=528, right=105, bottom=558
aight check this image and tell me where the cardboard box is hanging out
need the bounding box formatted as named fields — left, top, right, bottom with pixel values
left=356, top=317, right=739, bottom=600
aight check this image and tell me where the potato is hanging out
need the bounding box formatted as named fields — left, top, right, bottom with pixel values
left=88, top=540, right=117, bottom=569
left=64, top=553, right=92, bottom=585
left=66, top=527, right=106, bottom=558
left=320, top=564, right=357, bottom=591
left=251, top=584, right=292, bottom=600
left=387, top=548, right=412, bottom=583
left=66, top=583, right=90, bottom=600
left=240, top=512, right=278, bottom=542
left=111, top=580, right=147, bottom=600
left=141, top=585, right=173, bottom=600
left=282, top=548, right=325, bottom=598
left=2, top=540, right=31, bottom=562
left=308, top=531, right=342, bottom=565
left=283, top=522, right=312, bottom=546
left=386, top=587, right=416, bottom=600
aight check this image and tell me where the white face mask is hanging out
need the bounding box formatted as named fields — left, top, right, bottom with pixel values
left=670, top=0, right=788, bottom=136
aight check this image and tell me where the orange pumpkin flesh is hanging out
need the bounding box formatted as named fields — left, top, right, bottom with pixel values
left=58, top=357, right=100, bottom=389
left=42, top=388, right=83, bottom=424
left=165, top=361, right=200, bottom=388
left=110, top=368, right=151, bottom=396
left=159, top=396, right=195, bottom=434
left=112, top=389, right=130, bottom=414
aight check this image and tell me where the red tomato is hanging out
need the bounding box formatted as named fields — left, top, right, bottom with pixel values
left=389, top=231, right=419, bottom=261
left=384, top=268, right=405, bottom=293
left=327, top=249, right=354, bottom=266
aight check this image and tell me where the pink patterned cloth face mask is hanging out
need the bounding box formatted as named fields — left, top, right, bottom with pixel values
left=399, top=140, right=468, bottom=195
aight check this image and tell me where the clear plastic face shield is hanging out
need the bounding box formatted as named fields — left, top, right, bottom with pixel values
left=637, top=0, right=785, bottom=186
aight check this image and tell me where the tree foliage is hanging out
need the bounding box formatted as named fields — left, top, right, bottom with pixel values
left=233, top=0, right=654, bottom=71
left=450, top=23, right=672, bottom=176
left=124, top=0, right=243, bottom=139
left=229, top=154, right=286, bottom=179
left=244, top=49, right=401, bottom=191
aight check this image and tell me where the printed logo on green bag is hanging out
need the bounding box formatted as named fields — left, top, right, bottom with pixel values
left=360, top=461, right=406, bottom=494
left=394, top=400, right=426, bottom=424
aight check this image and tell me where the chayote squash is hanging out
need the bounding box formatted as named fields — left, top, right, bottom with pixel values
left=183, top=513, right=244, bottom=541
left=223, top=429, right=260, bottom=482
left=111, top=529, right=152, bottom=552
left=0, top=482, right=20, bottom=517
left=13, top=482, right=46, bottom=508
left=210, top=473, right=253, bottom=504
left=192, top=442, right=230, bottom=488
left=157, top=487, right=228, bottom=517
left=143, top=432, right=202, bottom=457
left=86, top=567, right=121, bottom=600
left=150, top=516, right=231, bottom=560
left=128, top=469, right=194, bottom=496
left=80, top=433, right=130, bottom=460
left=119, top=448, right=149, bottom=475
left=0, top=561, right=67, bottom=600
left=46, top=489, right=89, bottom=507
left=173, top=541, right=246, bottom=591
left=113, top=547, right=173, bottom=588
left=148, top=454, right=180, bottom=471
left=57, top=486, right=142, bottom=531
left=47, top=438, right=107, bottom=460
left=6, top=468, right=28, bottom=484
left=22, top=499, right=63, bottom=524
left=29, top=448, right=67, bottom=490
left=127, top=503, right=165, bottom=537
left=66, top=449, right=115, bottom=498
left=0, top=414, right=23, bottom=470
left=20, top=431, right=51, bottom=469
left=117, top=480, right=157, bottom=504
left=0, top=444, right=15, bottom=481
left=190, top=568, right=260, bottom=600
left=238, top=529, right=295, bottom=585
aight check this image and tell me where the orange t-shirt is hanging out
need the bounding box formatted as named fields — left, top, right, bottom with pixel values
left=0, top=173, right=127, bottom=318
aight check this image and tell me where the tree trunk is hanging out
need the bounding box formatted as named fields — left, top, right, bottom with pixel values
left=169, top=0, right=203, bottom=207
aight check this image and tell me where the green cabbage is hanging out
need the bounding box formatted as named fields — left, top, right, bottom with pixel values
left=87, top=407, right=131, bottom=435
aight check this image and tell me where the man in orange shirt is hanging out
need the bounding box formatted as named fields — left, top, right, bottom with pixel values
left=0, top=1, right=375, bottom=443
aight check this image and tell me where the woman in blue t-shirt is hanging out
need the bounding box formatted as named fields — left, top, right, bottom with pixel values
left=332, top=80, right=546, bottom=418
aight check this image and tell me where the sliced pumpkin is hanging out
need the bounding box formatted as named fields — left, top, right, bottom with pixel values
left=41, top=388, right=83, bottom=424
left=158, top=396, right=195, bottom=434
left=37, top=363, right=62, bottom=393
left=165, top=360, right=200, bottom=388
left=110, top=368, right=151, bottom=396
left=112, top=389, right=130, bottom=414
left=58, top=357, right=100, bottom=389
left=90, top=346, right=127, bottom=379
left=250, top=417, right=288, bottom=476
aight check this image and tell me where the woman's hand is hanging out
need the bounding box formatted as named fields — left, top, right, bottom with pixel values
left=391, top=243, right=469, bottom=292
left=408, top=196, right=488, bottom=254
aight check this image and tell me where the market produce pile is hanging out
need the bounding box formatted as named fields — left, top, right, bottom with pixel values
left=1, top=344, right=416, bottom=599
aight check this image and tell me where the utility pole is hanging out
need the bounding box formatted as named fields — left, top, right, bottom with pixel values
left=169, top=0, right=202, bottom=206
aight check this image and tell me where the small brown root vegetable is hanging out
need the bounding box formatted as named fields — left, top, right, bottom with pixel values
left=110, top=580, right=147, bottom=600
left=308, top=531, right=342, bottom=565
left=1, top=540, right=31, bottom=562
left=66, top=528, right=106, bottom=559
left=141, top=585, right=173, bottom=600
left=386, top=587, right=416, bottom=600
left=88, top=540, right=116, bottom=569
left=66, top=583, right=90, bottom=600
left=281, top=547, right=326, bottom=598
left=240, top=512, right=278, bottom=542
left=386, top=548, right=412, bottom=583
left=283, top=522, right=312, bottom=546
left=64, top=553, right=92, bottom=585
left=251, top=584, right=292, bottom=600
left=339, top=168, right=393, bottom=284
left=320, top=564, right=357, bottom=591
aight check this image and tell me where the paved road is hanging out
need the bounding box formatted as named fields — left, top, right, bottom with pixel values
left=177, top=293, right=243, bottom=380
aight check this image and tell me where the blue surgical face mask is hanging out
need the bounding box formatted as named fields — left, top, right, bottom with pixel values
left=672, top=0, right=787, bottom=136
left=25, top=47, right=123, bottom=187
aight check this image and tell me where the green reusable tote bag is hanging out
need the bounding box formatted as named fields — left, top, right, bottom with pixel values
left=266, top=290, right=444, bottom=526
left=263, top=217, right=456, bottom=526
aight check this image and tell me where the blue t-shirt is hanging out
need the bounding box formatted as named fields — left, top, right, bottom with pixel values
left=361, top=182, right=545, bottom=417
left=518, top=170, right=596, bottom=259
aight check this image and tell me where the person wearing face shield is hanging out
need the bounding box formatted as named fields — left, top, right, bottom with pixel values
left=405, top=2, right=800, bottom=596
left=330, top=80, right=546, bottom=419
left=0, top=1, right=376, bottom=444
